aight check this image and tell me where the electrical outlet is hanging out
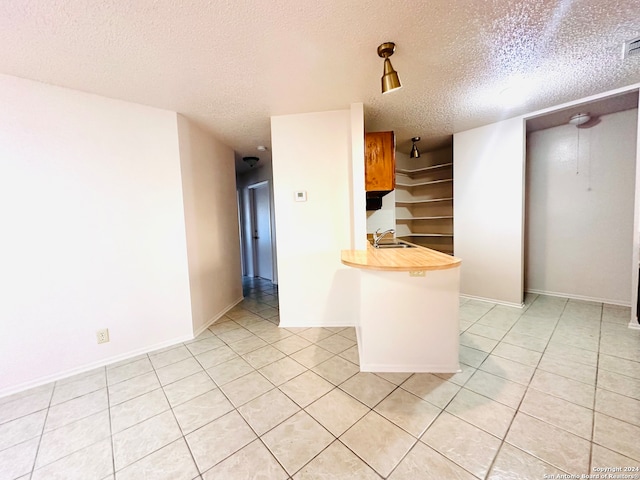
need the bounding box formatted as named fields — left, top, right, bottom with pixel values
left=409, top=271, right=426, bottom=277
left=96, top=328, right=110, bottom=344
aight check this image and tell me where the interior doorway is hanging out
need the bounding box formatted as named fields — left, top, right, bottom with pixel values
left=248, top=181, right=274, bottom=281
left=523, top=89, right=640, bottom=324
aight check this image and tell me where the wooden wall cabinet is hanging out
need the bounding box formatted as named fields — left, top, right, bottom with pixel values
left=365, top=131, right=395, bottom=192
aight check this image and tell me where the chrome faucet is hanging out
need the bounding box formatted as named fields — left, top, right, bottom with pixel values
left=373, top=228, right=395, bottom=247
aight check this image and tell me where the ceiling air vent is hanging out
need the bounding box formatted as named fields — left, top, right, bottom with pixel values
left=623, top=36, right=640, bottom=59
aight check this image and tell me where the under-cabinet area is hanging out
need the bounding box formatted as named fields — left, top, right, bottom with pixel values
left=395, top=146, right=453, bottom=254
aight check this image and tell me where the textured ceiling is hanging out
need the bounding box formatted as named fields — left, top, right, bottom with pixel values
left=1, top=0, right=640, bottom=171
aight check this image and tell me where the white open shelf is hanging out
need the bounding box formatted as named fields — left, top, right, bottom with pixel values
left=395, top=151, right=454, bottom=254
left=396, top=162, right=453, bottom=176
left=396, top=178, right=453, bottom=188
left=398, top=233, right=454, bottom=237
left=396, top=216, right=454, bottom=220
left=395, top=197, right=453, bottom=205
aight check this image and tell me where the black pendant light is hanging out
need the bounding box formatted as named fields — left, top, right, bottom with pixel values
left=243, top=156, right=259, bottom=168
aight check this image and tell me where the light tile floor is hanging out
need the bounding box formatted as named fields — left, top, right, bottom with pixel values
left=2, top=277, right=640, bottom=479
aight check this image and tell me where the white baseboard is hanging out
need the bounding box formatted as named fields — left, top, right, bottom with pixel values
left=629, top=321, right=640, bottom=330
left=192, top=296, right=244, bottom=337
left=0, top=333, right=193, bottom=399
left=278, top=322, right=356, bottom=328
left=359, top=363, right=460, bottom=373
left=525, top=289, right=631, bottom=307
left=1, top=296, right=247, bottom=400
left=460, top=294, right=524, bottom=309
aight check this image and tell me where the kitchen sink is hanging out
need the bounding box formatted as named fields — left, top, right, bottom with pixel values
left=373, top=241, right=416, bottom=249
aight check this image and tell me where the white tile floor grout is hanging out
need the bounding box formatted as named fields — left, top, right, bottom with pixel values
left=1, top=277, right=639, bottom=479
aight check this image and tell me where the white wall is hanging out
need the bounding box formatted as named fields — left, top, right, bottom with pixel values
left=0, top=75, right=194, bottom=394
left=271, top=107, right=364, bottom=327
left=177, top=115, right=243, bottom=334
left=526, top=109, right=638, bottom=305
left=350, top=103, right=367, bottom=250
left=396, top=146, right=452, bottom=171
left=454, top=117, right=526, bottom=306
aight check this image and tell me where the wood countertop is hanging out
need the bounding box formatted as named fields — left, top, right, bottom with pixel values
left=341, top=241, right=461, bottom=271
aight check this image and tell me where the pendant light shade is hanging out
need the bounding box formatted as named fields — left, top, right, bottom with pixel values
left=382, top=58, right=401, bottom=94
left=410, top=137, right=421, bottom=158
left=378, top=42, right=402, bottom=94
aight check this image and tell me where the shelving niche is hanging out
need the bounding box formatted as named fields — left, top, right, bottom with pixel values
left=395, top=146, right=453, bottom=254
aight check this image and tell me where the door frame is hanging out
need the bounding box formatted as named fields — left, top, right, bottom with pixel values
left=247, top=180, right=275, bottom=281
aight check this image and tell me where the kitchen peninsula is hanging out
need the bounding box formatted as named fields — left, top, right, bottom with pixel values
left=341, top=241, right=461, bottom=372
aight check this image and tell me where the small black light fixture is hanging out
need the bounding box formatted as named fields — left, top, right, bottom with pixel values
left=410, top=137, right=421, bottom=158
left=243, top=156, right=259, bottom=168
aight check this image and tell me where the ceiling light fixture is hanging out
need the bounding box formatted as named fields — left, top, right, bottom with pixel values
left=243, top=156, right=259, bottom=168
left=410, top=137, right=421, bottom=158
left=569, top=113, right=591, bottom=126
left=378, top=42, right=402, bottom=94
